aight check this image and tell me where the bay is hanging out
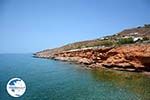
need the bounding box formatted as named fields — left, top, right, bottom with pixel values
left=0, top=54, right=149, bottom=100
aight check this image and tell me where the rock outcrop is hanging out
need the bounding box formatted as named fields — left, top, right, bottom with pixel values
left=102, top=44, right=150, bottom=71
left=35, top=44, right=150, bottom=72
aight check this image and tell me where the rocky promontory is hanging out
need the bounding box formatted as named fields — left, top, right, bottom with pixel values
left=34, top=25, right=150, bottom=72
left=35, top=44, right=150, bottom=72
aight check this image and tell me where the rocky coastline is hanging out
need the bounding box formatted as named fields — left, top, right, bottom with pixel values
left=34, top=25, right=150, bottom=73
left=34, top=44, right=150, bottom=72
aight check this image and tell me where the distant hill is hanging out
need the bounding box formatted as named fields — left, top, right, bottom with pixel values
left=117, top=24, right=150, bottom=37
left=35, top=24, right=150, bottom=56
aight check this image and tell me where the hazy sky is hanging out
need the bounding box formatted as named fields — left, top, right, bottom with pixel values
left=0, top=0, right=150, bottom=53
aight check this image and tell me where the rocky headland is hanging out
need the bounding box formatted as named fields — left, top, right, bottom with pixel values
left=34, top=24, right=150, bottom=72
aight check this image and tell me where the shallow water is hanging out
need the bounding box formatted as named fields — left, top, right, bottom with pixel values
left=0, top=54, right=149, bottom=100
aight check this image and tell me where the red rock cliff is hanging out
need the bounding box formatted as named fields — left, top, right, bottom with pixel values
left=50, top=44, right=150, bottom=72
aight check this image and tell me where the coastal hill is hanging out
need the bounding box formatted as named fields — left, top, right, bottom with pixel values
left=36, top=24, right=150, bottom=55
left=34, top=24, right=150, bottom=72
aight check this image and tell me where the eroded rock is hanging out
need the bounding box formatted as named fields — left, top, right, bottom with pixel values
left=35, top=44, right=150, bottom=72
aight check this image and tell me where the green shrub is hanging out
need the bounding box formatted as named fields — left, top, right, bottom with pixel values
left=143, top=37, right=149, bottom=41
left=117, top=37, right=134, bottom=44
left=144, top=24, right=150, bottom=28
left=100, top=40, right=114, bottom=46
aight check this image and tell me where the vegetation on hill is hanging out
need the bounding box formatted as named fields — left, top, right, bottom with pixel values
left=37, top=24, right=150, bottom=54
left=117, top=37, right=134, bottom=45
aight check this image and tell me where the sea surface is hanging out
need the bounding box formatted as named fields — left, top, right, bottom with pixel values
left=0, top=54, right=150, bottom=100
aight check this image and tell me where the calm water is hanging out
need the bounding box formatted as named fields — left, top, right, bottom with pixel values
left=0, top=54, right=150, bottom=100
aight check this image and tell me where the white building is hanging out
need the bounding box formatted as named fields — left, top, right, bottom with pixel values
left=133, top=37, right=143, bottom=42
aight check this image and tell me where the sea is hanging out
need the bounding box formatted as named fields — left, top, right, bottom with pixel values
left=0, top=54, right=149, bottom=100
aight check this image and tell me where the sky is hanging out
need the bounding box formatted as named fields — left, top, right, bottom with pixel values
left=0, top=0, right=150, bottom=53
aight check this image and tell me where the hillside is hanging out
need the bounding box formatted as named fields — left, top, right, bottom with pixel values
left=34, top=24, right=150, bottom=72
left=35, top=24, right=150, bottom=57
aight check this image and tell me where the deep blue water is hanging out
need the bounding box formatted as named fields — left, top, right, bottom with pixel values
left=0, top=54, right=150, bottom=100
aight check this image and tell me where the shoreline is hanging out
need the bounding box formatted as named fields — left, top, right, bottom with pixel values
left=33, top=55, right=150, bottom=77
left=34, top=44, right=150, bottom=74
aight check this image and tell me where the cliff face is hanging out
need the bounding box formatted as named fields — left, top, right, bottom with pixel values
left=35, top=44, right=150, bottom=72
left=102, top=44, right=150, bottom=71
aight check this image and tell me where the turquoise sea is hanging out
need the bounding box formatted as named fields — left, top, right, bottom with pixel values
left=0, top=54, right=150, bottom=100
